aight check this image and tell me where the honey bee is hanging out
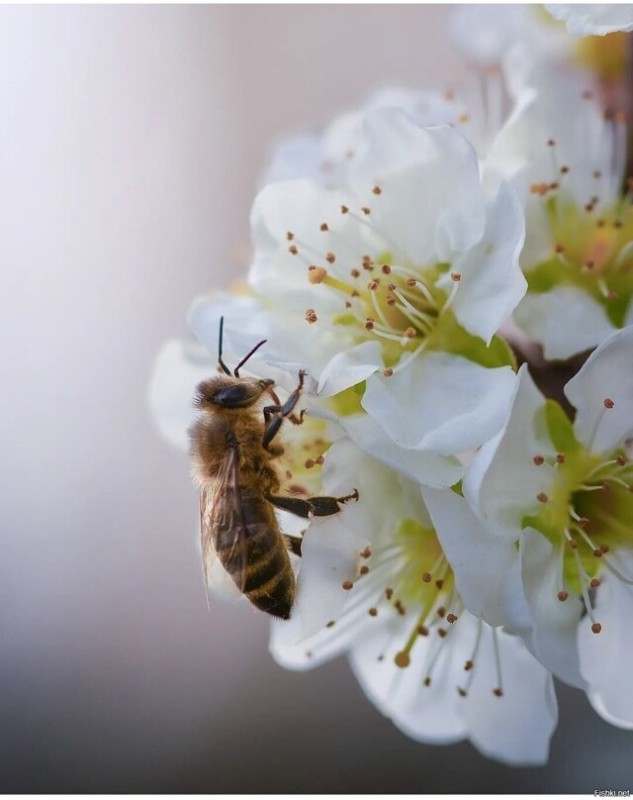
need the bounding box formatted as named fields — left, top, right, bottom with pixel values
left=189, top=318, right=359, bottom=619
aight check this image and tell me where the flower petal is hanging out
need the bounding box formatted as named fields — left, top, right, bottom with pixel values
left=546, top=4, right=633, bottom=35
left=578, top=551, right=633, bottom=728
left=463, top=365, right=555, bottom=540
left=565, top=326, right=633, bottom=453
left=148, top=338, right=213, bottom=451
left=516, top=529, right=585, bottom=688
left=461, top=624, right=558, bottom=766
left=421, top=487, right=521, bottom=628
left=514, top=286, right=616, bottom=361
left=444, top=180, right=526, bottom=344
left=362, top=353, right=517, bottom=457
left=337, top=412, right=463, bottom=489
left=348, top=109, right=486, bottom=264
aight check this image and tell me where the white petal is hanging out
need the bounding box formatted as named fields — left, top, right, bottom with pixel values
left=461, top=624, right=558, bottom=766
left=147, top=338, right=213, bottom=451
left=362, top=353, right=517, bottom=457
left=518, top=529, right=585, bottom=688
left=316, top=342, right=383, bottom=397
left=337, top=412, right=463, bottom=489
left=349, top=612, right=468, bottom=744
left=578, top=551, right=633, bottom=728
left=546, top=4, right=633, bottom=35
left=565, top=326, right=633, bottom=453
left=463, top=365, right=555, bottom=540
left=348, top=109, right=486, bottom=264
left=444, top=181, right=526, bottom=344
left=448, top=4, right=528, bottom=64
left=422, top=487, right=521, bottom=628
left=514, top=286, right=616, bottom=362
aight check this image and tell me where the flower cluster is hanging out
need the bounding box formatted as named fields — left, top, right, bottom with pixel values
left=150, top=4, right=633, bottom=766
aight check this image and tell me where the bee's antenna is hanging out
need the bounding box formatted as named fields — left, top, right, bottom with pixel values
left=218, top=317, right=232, bottom=376
left=234, top=338, right=267, bottom=377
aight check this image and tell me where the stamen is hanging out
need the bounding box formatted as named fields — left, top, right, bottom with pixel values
left=491, top=626, right=504, bottom=697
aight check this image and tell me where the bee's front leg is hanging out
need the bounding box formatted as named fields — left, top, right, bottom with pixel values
left=262, top=371, right=306, bottom=451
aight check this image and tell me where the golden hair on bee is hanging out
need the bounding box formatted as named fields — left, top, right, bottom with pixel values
left=189, top=317, right=358, bottom=620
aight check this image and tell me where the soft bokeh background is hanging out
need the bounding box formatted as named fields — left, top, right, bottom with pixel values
left=2, top=4, right=632, bottom=792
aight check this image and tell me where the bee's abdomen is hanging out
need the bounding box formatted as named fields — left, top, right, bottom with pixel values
left=244, top=535, right=295, bottom=620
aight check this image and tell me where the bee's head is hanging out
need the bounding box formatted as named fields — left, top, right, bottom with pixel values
left=194, top=375, right=275, bottom=411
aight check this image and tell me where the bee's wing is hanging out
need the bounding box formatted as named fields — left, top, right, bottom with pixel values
left=199, top=443, right=249, bottom=599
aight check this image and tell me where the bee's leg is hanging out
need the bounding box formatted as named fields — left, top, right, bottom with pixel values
left=283, top=533, right=304, bottom=558
left=267, top=488, right=359, bottom=518
left=262, top=370, right=306, bottom=451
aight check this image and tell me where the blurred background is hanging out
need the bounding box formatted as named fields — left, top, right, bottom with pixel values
left=1, top=4, right=631, bottom=792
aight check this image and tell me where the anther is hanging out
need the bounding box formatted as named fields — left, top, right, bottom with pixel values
left=422, top=572, right=432, bottom=583
left=537, top=492, right=549, bottom=503
left=368, top=280, right=379, bottom=291
left=383, top=368, right=393, bottom=378
left=289, top=245, right=298, bottom=255
left=560, top=165, right=570, bottom=174
left=305, top=309, right=317, bottom=324
left=359, top=565, right=369, bottom=576
left=554, top=243, right=565, bottom=254
left=386, top=296, right=396, bottom=306
left=341, top=580, right=354, bottom=591
left=531, top=182, right=550, bottom=196
left=556, top=453, right=566, bottom=464
left=533, top=455, right=545, bottom=466
left=287, top=231, right=295, bottom=241
left=604, top=398, right=615, bottom=409
left=350, top=268, right=360, bottom=278
left=308, top=266, right=328, bottom=284
left=403, top=327, right=416, bottom=339
left=394, top=652, right=410, bottom=668
left=458, top=687, right=467, bottom=697
left=361, top=207, right=371, bottom=215
left=360, top=547, right=371, bottom=558
left=326, top=620, right=335, bottom=628
left=381, top=264, right=391, bottom=275
left=447, top=614, right=458, bottom=624
left=437, top=606, right=446, bottom=618
left=320, top=222, right=329, bottom=232
left=326, top=252, right=335, bottom=264
left=372, top=186, right=382, bottom=195
left=577, top=517, right=589, bottom=528
left=590, top=578, right=601, bottom=588
left=558, top=590, right=569, bottom=601
left=437, top=628, right=448, bottom=638
left=593, top=548, right=603, bottom=558
left=394, top=600, right=406, bottom=616
left=417, top=625, right=429, bottom=636
left=600, top=544, right=610, bottom=553
left=385, top=588, right=393, bottom=599
left=340, top=205, right=349, bottom=214
left=406, top=277, right=417, bottom=287
left=450, top=272, right=462, bottom=282
left=435, top=579, right=444, bottom=589
left=591, top=622, right=602, bottom=634
left=547, top=138, right=556, bottom=147
left=364, top=319, right=375, bottom=331
left=423, top=677, right=431, bottom=687
left=368, top=608, right=378, bottom=617
left=464, top=660, right=474, bottom=671
left=493, top=688, right=504, bottom=697
left=304, top=459, right=315, bottom=469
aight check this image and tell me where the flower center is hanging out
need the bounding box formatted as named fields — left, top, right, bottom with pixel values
left=525, top=131, right=633, bottom=327
left=525, top=400, right=633, bottom=633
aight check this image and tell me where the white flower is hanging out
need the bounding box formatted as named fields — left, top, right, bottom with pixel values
left=464, top=326, right=633, bottom=727
left=249, top=108, right=525, bottom=478
left=546, top=4, right=633, bottom=35
left=449, top=4, right=569, bottom=67
left=271, top=439, right=557, bottom=765
left=261, top=86, right=491, bottom=189
left=487, top=76, right=633, bottom=359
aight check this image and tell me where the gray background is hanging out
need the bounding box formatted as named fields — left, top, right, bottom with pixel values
left=1, top=4, right=631, bottom=792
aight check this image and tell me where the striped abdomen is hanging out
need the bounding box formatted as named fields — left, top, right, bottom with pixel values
left=214, top=488, right=296, bottom=620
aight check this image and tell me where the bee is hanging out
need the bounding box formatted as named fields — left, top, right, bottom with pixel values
left=189, top=318, right=359, bottom=620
